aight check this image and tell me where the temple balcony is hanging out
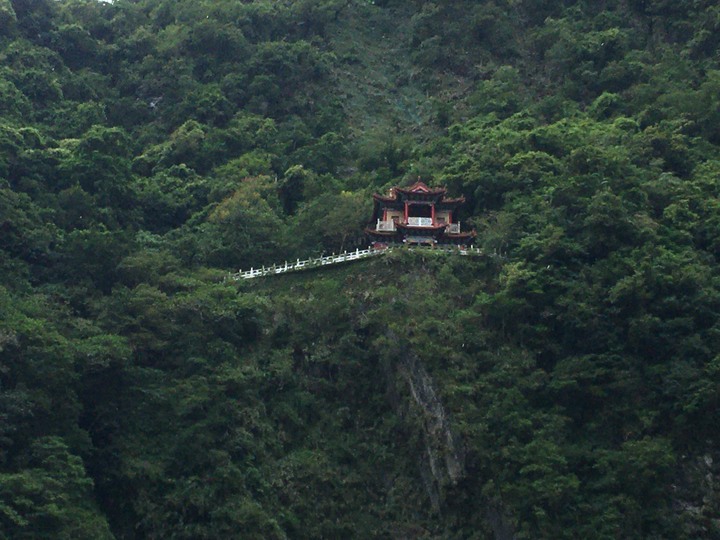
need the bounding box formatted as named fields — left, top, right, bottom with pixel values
left=446, top=223, right=461, bottom=234
left=407, top=217, right=433, bottom=227
left=376, top=219, right=396, bottom=232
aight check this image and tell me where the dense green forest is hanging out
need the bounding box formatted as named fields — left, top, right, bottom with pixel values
left=1, top=0, right=720, bottom=537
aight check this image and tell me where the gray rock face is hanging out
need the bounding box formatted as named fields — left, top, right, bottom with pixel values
left=384, top=330, right=516, bottom=539
left=398, top=349, right=465, bottom=490
left=673, top=449, right=720, bottom=538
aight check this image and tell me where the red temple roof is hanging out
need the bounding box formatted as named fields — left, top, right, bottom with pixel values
left=395, top=180, right=446, bottom=196
left=372, top=181, right=463, bottom=204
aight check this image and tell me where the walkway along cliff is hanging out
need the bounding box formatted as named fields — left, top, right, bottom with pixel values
left=231, top=180, right=478, bottom=280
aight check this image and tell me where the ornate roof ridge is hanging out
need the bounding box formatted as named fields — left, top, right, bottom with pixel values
left=395, top=180, right=447, bottom=195
left=373, top=179, right=456, bottom=201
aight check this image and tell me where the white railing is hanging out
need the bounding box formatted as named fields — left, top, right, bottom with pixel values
left=407, top=217, right=433, bottom=227
left=229, top=247, right=384, bottom=280
left=376, top=220, right=396, bottom=231
left=446, top=222, right=461, bottom=234
left=229, top=245, right=483, bottom=281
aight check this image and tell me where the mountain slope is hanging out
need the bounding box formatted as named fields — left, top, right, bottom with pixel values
left=1, top=0, right=720, bottom=538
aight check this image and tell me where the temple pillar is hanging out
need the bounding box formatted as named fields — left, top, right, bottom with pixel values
left=404, top=201, right=409, bottom=223
left=431, top=204, right=436, bottom=225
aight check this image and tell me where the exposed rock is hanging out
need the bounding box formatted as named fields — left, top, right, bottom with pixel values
left=380, top=330, right=516, bottom=539
left=673, top=448, right=720, bottom=538
left=397, top=349, right=465, bottom=489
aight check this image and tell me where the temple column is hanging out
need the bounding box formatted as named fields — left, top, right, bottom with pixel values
left=431, top=204, right=436, bottom=225
left=404, top=201, right=409, bottom=223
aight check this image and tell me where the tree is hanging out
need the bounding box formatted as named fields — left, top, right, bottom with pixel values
left=0, top=0, right=17, bottom=36
left=199, top=176, right=287, bottom=268
left=291, top=191, right=371, bottom=254
left=0, top=437, right=113, bottom=539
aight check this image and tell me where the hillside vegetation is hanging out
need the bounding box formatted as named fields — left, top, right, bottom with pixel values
left=1, top=0, right=720, bottom=538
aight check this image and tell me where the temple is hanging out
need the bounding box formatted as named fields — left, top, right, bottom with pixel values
left=366, top=181, right=475, bottom=247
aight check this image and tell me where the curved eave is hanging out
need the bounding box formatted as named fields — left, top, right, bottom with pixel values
left=373, top=193, right=398, bottom=203
left=445, top=231, right=477, bottom=239
left=373, top=193, right=466, bottom=206
left=365, top=228, right=400, bottom=236
left=396, top=223, right=446, bottom=232
left=439, top=196, right=465, bottom=205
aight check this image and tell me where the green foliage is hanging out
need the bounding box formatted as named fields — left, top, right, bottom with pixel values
left=291, top=190, right=371, bottom=254
left=1, top=0, right=720, bottom=538
left=0, top=437, right=112, bottom=539
left=200, top=176, right=287, bottom=267
left=0, top=0, right=17, bottom=34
